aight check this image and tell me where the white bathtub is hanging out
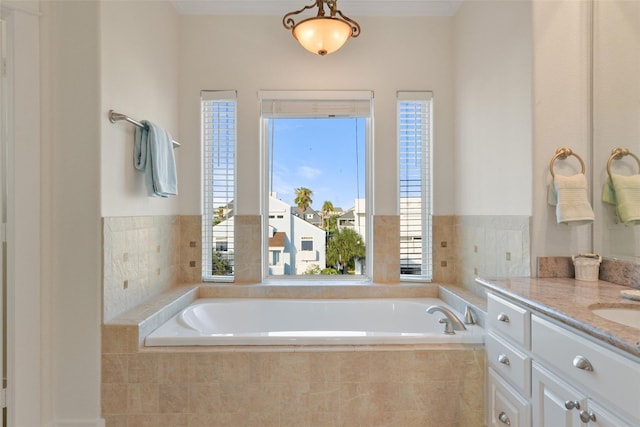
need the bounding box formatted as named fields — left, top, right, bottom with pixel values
left=145, top=298, right=485, bottom=346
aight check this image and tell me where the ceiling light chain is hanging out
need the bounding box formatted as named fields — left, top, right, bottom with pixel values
left=282, top=0, right=361, bottom=56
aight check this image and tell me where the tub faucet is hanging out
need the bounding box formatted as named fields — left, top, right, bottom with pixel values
left=426, top=305, right=467, bottom=335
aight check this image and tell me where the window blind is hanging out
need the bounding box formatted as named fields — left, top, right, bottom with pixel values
left=259, top=90, right=373, bottom=118
left=202, top=90, right=237, bottom=280
left=398, top=91, right=433, bottom=280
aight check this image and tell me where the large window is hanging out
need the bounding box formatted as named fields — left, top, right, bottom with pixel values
left=398, top=92, right=433, bottom=280
left=260, top=91, right=372, bottom=279
left=202, top=91, right=237, bottom=280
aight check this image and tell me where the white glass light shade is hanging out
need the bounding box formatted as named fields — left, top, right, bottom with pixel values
left=293, top=17, right=353, bottom=56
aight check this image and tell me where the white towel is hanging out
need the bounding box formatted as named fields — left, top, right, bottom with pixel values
left=547, top=174, right=594, bottom=225
left=602, top=173, right=640, bottom=226
left=134, top=121, right=178, bottom=197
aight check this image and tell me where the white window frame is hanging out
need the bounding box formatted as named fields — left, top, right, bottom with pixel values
left=202, top=90, right=237, bottom=281
left=398, top=91, right=433, bottom=281
left=259, top=90, right=374, bottom=281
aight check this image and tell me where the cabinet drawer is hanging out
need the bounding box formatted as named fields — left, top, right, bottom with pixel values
left=488, top=293, right=531, bottom=349
left=531, top=315, right=640, bottom=422
left=488, top=367, right=531, bottom=427
left=487, top=331, right=531, bottom=395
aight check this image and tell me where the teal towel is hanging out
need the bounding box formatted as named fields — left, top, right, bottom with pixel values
left=134, top=121, right=178, bottom=197
left=602, top=173, right=640, bottom=226
left=547, top=174, right=594, bottom=225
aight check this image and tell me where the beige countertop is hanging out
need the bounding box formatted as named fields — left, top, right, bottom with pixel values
left=476, top=277, right=640, bottom=359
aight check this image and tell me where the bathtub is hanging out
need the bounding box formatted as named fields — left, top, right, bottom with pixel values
left=145, top=298, right=484, bottom=346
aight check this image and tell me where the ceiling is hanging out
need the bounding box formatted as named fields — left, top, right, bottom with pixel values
left=170, top=0, right=464, bottom=17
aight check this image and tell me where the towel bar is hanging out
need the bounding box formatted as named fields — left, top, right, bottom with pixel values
left=549, top=147, right=585, bottom=178
left=108, top=110, right=180, bottom=148
left=606, top=147, right=640, bottom=179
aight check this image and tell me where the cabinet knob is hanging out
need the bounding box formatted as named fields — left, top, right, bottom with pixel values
left=572, top=355, right=594, bottom=371
left=564, top=400, right=581, bottom=410
left=498, top=411, right=511, bottom=425
left=497, top=312, right=510, bottom=323
left=497, top=354, right=511, bottom=366
left=579, top=410, right=597, bottom=423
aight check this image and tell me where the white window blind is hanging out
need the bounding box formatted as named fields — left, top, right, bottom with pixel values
left=398, top=91, right=433, bottom=280
left=259, top=90, right=373, bottom=118
left=202, top=90, right=237, bottom=280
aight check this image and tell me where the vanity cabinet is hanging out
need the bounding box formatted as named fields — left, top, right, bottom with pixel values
left=486, top=291, right=640, bottom=427
left=486, top=293, right=531, bottom=426
left=532, top=362, right=585, bottom=427
left=531, top=314, right=640, bottom=426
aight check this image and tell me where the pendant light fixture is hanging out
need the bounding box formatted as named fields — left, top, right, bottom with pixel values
left=282, top=0, right=361, bottom=56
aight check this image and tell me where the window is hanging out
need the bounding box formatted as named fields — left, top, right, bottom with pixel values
left=215, top=240, right=228, bottom=252
left=301, top=238, right=313, bottom=251
left=270, top=250, right=280, bottom=266
left=398, top=92, right=433, bottom=280
left=260, top=91, right=372, bottom=278
left=202, top=91, right=237, bottom=280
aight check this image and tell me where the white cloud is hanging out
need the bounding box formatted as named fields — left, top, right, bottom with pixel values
left=297, top=166, right=322, bottom=180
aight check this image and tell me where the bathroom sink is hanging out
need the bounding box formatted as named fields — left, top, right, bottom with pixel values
left=591, top=306, right=640, bottom=329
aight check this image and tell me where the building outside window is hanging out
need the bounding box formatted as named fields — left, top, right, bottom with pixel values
left=398, top=91, right=433, bottom=281
left=260, top=91, right=372, bottom=279
left=202, top=91, right=237, bottom=280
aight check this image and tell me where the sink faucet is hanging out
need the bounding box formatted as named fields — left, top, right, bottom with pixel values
left=426, top=305, right=467, bottom=334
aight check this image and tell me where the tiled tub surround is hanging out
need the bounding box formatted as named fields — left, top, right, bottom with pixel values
left=103, top=216, right=202, bottom=322
left=102, top=284, right=486, bottom=427
left=455, top=216, right=531, bottom=296
left=103, top=214, right=530, bottom=322
left=476, top=276, right=640, bottom=358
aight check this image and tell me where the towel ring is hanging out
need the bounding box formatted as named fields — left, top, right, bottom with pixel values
left=549, top=148, right=585, bottom=178
left=606, top=147, right=640, bottom=179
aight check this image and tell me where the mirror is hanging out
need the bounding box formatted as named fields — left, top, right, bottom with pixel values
left=592, top=0, right=640, bottom=263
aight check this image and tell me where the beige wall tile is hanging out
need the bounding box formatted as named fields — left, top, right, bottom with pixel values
left=157, top=353, right=190, bottom=384
left=158, top=384, right=188, bottom=413
left=372, top=215, right=400, bottom=283
left=188, top=384, right=221, bottom=414
left=102, top=383, right=127, bottom=415
left=102, top=354, right=128, bottom=384
left=127, top=384, right=159, bottom=414
left=234, top=215, right=262, bottom=283
left=102, top=346, right=485, bottom=425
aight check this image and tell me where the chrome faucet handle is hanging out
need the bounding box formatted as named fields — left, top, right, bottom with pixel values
left=464, top=306, right=476, bottom=325
left=439, top=318, right=455, bottom=334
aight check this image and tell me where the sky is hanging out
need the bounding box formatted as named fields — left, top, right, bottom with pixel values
left=269, top=117, right=366, bottom=212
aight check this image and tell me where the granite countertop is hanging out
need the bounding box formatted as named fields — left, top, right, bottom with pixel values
left=476, top=277, right=640, bottom=359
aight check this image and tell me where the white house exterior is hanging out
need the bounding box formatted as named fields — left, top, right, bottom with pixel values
left=399, top=196, right=428, bottom=275
left=212, top=196, right=327, bottom=276
left=268, top=197, right=326, bottom=275
left=337, top=198, right=367, bottom=243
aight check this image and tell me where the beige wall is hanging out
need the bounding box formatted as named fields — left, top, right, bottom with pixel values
left=40, top=0, right=103, bottom=424
left=9, top=4, right=42, bottom=426
left=100, top=0, right=181, bottom=217
left=531, top=0, right=592, bottom=263
left=453, top=0, right=533, bottom=216
left=177, top=15, right=456, bottom=216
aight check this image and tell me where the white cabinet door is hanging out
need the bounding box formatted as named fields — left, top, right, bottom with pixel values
left=532, top=363, right=584, bottom=427
left=488, top=368, right=531, bottom=427
left=587, top=400, right=636, bottom=427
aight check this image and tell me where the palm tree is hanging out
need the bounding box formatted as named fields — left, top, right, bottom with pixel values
left=321, top=200, right=334, bottom=230
left=294, top=187, right=313, bottom=212
left=212, top=206, right=225, bottom=226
